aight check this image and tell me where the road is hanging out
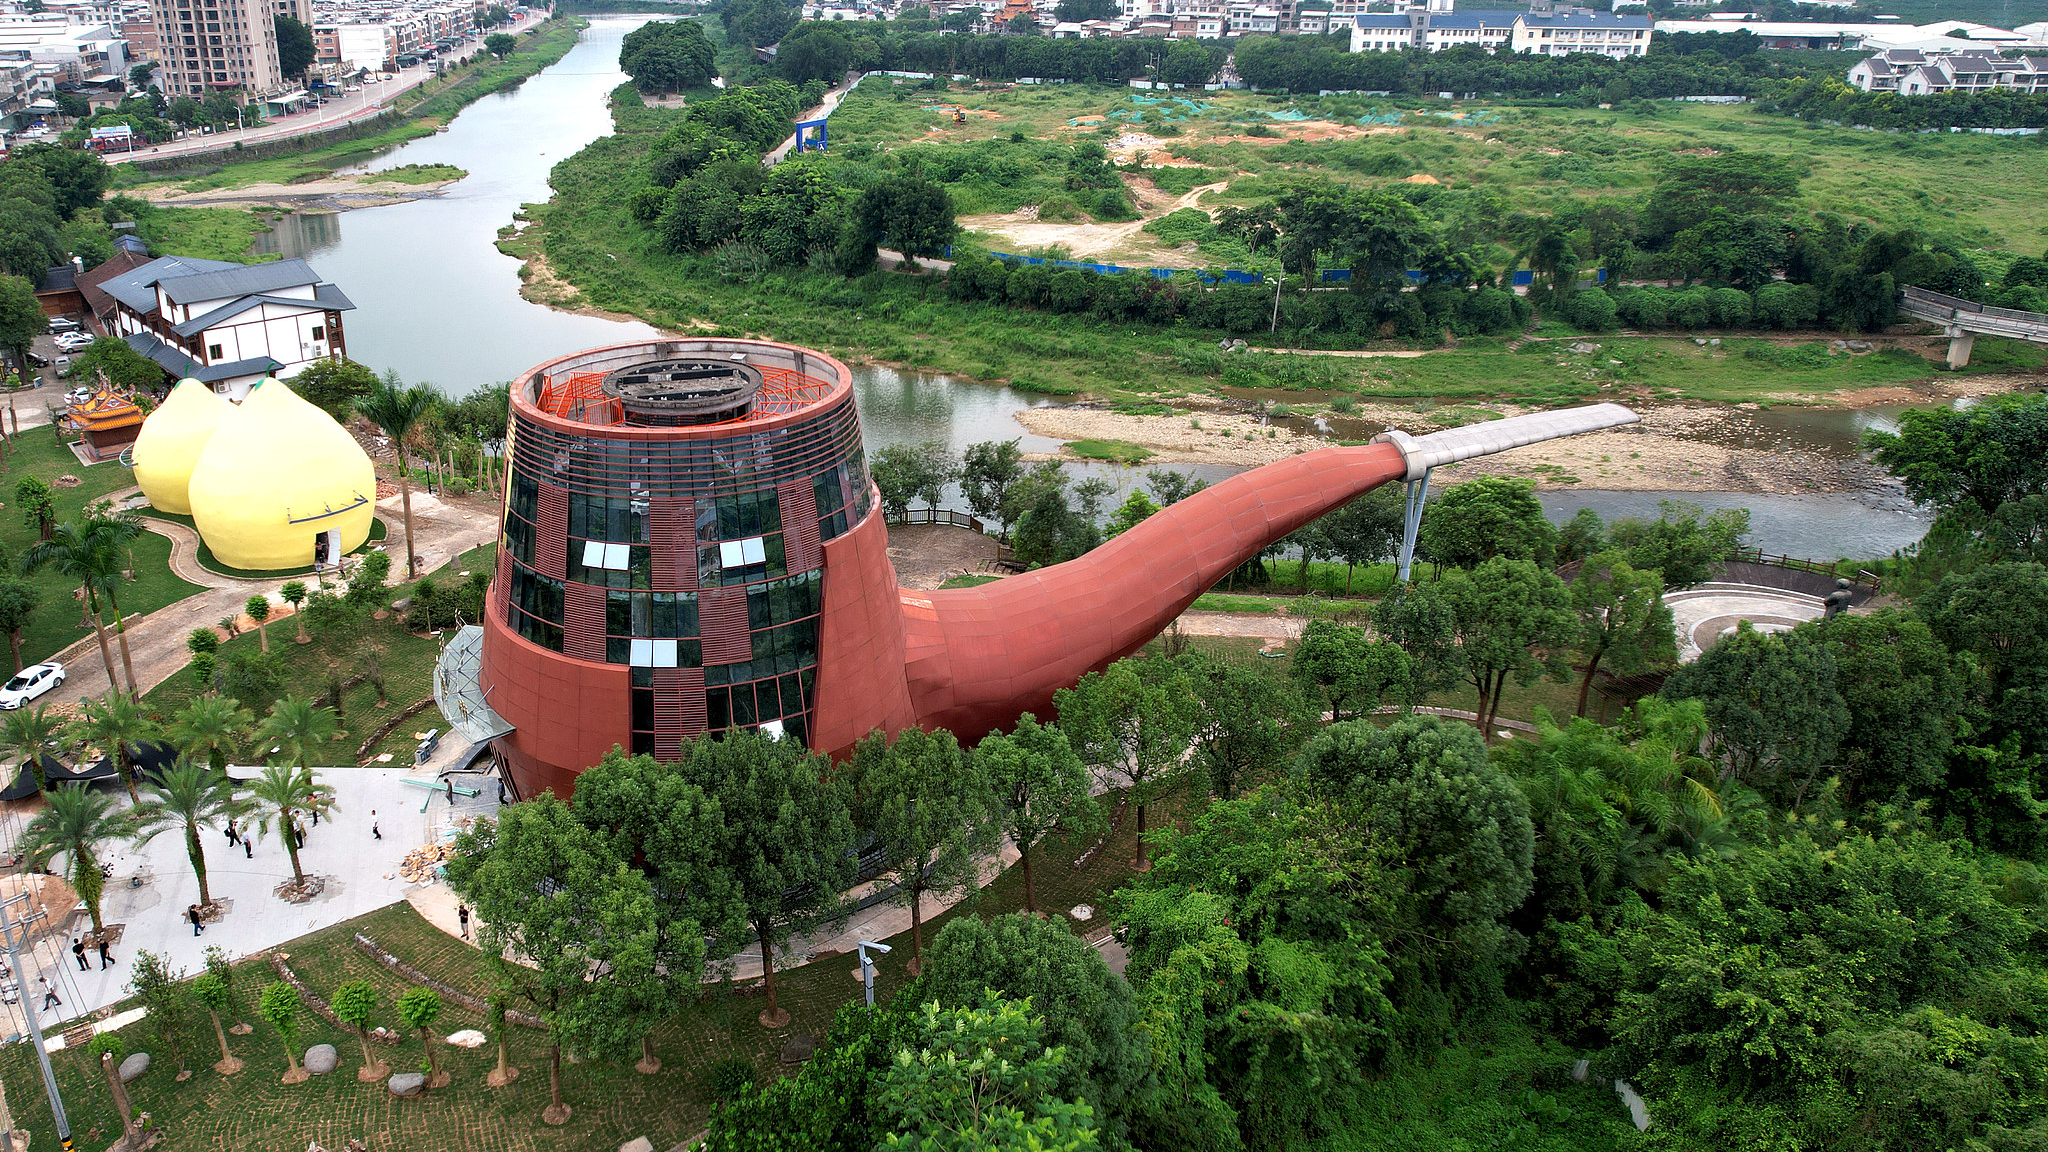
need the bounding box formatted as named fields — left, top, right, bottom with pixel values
left=106, top=11, right=548, bottom=166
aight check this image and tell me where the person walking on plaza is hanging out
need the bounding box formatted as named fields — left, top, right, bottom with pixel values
left=37, top=977, right=59, bottom=1011
left=243, top=834, right=252, bottom=859
left=97, top=938, right=113, bottom=970
left=226, top=820, right=238, bottom=847
left=187, top=903, right=204, bottom=936
left=371, top=811, right=381, bottom=841
left=457, top=904, right=470, bottom=941
left=71, top=938, right=88, bottom=971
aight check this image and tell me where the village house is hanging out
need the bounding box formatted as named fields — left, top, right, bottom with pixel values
left=1848, top=47, right=2048, bottom=94
left=95, top=254, right=354, bottom=400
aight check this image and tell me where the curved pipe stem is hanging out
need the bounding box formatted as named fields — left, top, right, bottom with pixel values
left=902, top=441, right=1411, bottom=737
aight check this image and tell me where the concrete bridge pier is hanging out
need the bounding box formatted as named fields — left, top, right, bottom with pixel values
left=1946, top=326, right=1975, bottom=370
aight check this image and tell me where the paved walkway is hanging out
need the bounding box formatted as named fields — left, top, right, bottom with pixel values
left=0, top=765, right=436, bottom=1039
left=1664, top=582, right=1826, bottom=663
left=764, top=71, right=864, bottom=166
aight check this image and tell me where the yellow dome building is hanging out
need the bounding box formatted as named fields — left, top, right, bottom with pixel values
left=188, top=377, right=376, bottom=571
left=131, top=378, right=227, bottom=515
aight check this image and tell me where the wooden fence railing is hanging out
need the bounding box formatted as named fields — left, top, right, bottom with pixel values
left=1724, top=547, right=1881, bottom=592
left=886, top=507, right=986, bottom=532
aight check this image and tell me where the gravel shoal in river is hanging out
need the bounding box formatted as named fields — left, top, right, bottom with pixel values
left=1013, top=404, right=1900, bottom=495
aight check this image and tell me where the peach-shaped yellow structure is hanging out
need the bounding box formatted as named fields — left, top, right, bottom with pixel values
left=188, top=377, right=375, bottom=571
left=130, top=377, right=227, bottom=515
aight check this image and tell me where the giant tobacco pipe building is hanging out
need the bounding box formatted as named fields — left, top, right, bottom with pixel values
left=435, top=339, right=1636, bottom=799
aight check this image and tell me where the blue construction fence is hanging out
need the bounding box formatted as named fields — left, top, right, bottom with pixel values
left=972, top=250, right=1604, bottom=288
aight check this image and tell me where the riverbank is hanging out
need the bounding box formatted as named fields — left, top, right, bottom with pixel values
left=1017, top=373, right=2032, bottom=494
left=115, top=16, right=585, bottom=202
left=137, top=170, right=464, bottom=211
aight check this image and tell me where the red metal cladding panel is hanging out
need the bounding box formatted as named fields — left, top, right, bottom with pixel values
left=653, top=666, right=685, bottom=761
left=676, top=499, right=699, bottom=592
left=534, top=482, right=568, bottom=580
left=561, top=582, right=606, bottom=663
left=903, top=442, right=1413, bottom=743
left=698, top=587, right=753, bottom=665
left=810, top=507, right=917, bottom=760
left=779, top=480, right=822, bottom=572
left=647, top=498, right=687, bottom=592
left=677, top=666, right=707, bottom=735
left=493, top=549, right=512, bottom=615
left=478, top=609, right=629, bottom=801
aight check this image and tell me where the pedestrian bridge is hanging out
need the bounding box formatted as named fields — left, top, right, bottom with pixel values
left=1900, top=286, right=2048, bottom=368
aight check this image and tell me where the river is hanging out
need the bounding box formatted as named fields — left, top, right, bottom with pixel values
left=248, top=14, right=1933, bottom=560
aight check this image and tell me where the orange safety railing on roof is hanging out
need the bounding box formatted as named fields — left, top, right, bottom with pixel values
left=537, top=365, right=838, bottom=426
left=536, top=372, right=622, bottom=424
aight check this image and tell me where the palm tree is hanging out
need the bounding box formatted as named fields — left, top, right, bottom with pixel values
left=131, top=761, right=243, bottom=908
left=73, top=693, right=156, bottom=802
left=21, top=519, right=127, bottom=694
left=167, top=695, right=253, bottom=773
left=356, top=380, right=437, bottom=579
left=0, top=704, right=65, bottom=792
left=241, top=764, right=335, bottom=889
left=81, top=505, right=146, bottom=695
left=254, top=696, right=340, bottom=774
left=20, top=784, right=126, bottom=935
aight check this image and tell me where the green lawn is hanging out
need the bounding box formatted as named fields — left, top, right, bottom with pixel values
left=1065, top=438, right=1154, bottom=464
left=2, top=431, right=207, bottom=670
left=0, top=776, right=1151, bottom=1152
left=138, top=543, right=494, bottom=767
left=132, top=205, right=282, bottom=265
left=136, top=509, right=387, bottom=581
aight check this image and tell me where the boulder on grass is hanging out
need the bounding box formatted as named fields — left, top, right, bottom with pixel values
left=387, top=1071, right=426, bottom=1098
left=117, top=1053, right=150, bottom=1083
left=304, top=1044, right=338, bottom=1075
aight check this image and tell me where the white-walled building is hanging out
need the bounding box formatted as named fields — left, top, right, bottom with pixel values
left=1350, top=0, right=1648, bottom=56
left=99, top=255, right=355, bottom=400
left=1848, top=48, right=2048, bottom=94
left=1654, top=16, right=2044, bottom=52
left=0, top=16, right=131, bottom=84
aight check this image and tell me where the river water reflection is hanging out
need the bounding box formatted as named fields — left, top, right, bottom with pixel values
left=250, top=14, right=1929, bottom=559
left=250, top=15, right=661, bottom=389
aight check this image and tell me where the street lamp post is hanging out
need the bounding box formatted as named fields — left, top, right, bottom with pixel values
left=856, top=942, right=888, bottom=1004
left=0, top=894, right=74, bottom=1152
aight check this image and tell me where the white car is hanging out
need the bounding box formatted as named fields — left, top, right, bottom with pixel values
left=0, top=663, right=64, bottom=710
left=53, top=332, right=93, bottom=351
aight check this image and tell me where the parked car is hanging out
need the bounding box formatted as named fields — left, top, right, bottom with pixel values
left=0, top=662, right=64, bottom=710
left=53, top=333, right=93, bottom=351
left=46, top=317, right=79, bottom=335
left=65, top=387, right=92, bottom=406
left=24, top=351, right=48, bottom=368
left=52, top=356, right=70, bottom=375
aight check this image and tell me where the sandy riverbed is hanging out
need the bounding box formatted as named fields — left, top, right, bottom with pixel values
left=1014, top=375, right=2038, bottom=494
left=137, top=174, right=459, bottom=211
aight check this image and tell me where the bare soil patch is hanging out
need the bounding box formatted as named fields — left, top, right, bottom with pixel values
left=887, top=523, right=1001, bottom=589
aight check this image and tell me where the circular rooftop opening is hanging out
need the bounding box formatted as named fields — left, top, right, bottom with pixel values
left=600, top=358, right=763, bottom=426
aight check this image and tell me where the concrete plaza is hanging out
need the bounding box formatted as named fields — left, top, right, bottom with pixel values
left=0, top=758, right=487, bottom=1043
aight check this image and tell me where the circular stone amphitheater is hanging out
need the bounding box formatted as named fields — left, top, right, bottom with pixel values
left=1665, top=559, right=1875, bottom=662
